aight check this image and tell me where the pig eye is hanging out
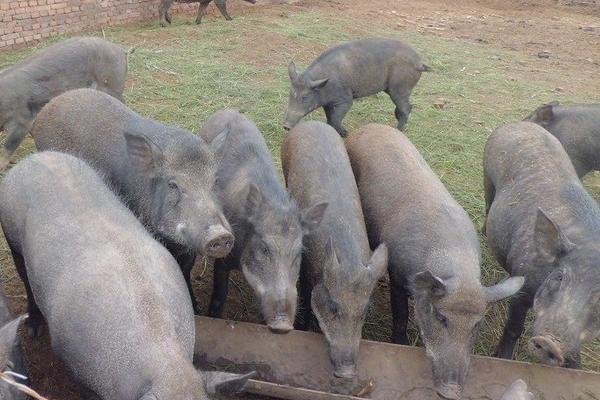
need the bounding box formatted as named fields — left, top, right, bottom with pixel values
left=300, top=95, right=309, bottom=102
left=260, top=242, right=270, bottom=257
left=168, top=180, right=179, bottom=190
left=435, top=311, right=449, bottom=328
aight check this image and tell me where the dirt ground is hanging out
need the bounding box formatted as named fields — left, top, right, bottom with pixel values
left=1, top=0, right=600, bottom=399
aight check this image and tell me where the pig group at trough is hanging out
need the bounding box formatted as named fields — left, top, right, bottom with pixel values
left=0, top=28, right=599, bottom=400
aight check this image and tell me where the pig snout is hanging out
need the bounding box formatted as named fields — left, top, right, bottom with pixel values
left=529, top=335, right=565, bottom=366
left=333, top=364, right=357, bottom=380
left=283, top=110, right=304, bottom=131
left=436, top=384, right=461, bottom=400
left=267, top=314, right=294, bottom=334
left=201, top=225, right=234, bottom=258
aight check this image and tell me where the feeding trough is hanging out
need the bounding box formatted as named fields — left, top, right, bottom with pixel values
left=194, top=317, right=600, bottom=400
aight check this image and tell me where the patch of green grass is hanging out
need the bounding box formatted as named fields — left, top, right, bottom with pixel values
left=1, top=6, right=599, bottom=373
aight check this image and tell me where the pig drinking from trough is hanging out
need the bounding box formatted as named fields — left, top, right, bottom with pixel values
left=484, top=122, right=600, bottom=368
left=500, top=379, right=534, bottom=400
left=346, top=124, right=524, bottom=399
left=199, top=110, right=328, bottom=333
left=284, top=38, right=430, bottom=137
left=281, top=121, right=388, bottom=381
left=0, top=37, right=128, bottom=171
left=0, top=151, right=252, bottom=400
left=159, top=0, right=256, bottom=27
left=0, top=288, right=27, bottom=400
left=30, top=89, right=233, bottom=314
left=525, top=102, right=600, bottom=177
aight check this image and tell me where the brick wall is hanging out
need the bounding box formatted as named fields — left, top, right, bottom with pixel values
left=0, top=0, right=198, bottom=49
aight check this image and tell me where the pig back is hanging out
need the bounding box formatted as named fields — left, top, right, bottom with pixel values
left=0, top=152, right=194, bottom=398
left=282, top=121, right=370, bottom=274
left=345, top=124, right=480, bottom=278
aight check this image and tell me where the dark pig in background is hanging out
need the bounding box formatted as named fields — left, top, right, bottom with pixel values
left=30, top=89, right=233, bottom=314
left=284, top=38, right=430, bottom=136
left=199, top=110, right=327, bottom=333
left=346, top=124, right=523, bottom=399
left=0, top=288, right=27, bottom=400
left=0, top=151, right=252, bottom=400
left=282, top=121, right=387, bottom=382
left=525, top=102, right=600, bottom=177
left=0, top=37, right=128, bottom=171
left=484, top=122, right=600, bottom=368
left=159, top=0, right=256, bottom=27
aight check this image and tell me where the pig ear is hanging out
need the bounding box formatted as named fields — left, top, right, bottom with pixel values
left=0, top=315, right=25, bottom=354
left=534, top=208, right=575, bottom=264
left=485, top=276, right=525, bottom=303
left=309, top=78, right=329, bottom=90
left=124, top=132, right=164, bottom=178
left=364, top=243, right=388, bottom=284
left=288, top=61, right=299, bottom=83
left=301, top=202, right=328, bottom=233
left=412, top=271, right=447, bottom=298
left=535, top=104, right=555, bottom=125
left=203, top=371, right=255, bottom=397
left=245, top=184, right=263, bottom=218
left=209, top=125, right=229, bottom=155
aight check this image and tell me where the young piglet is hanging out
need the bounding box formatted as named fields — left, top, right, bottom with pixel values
left=0, top=152, right=252, bottom=400
left=282, top=121, right=387, bottom=383
left=485, top=122, right=600, bottom=368
left=525, top=102, right=600, bottom=177
left=199, top=110, right=327, bottom=333
left=0, top=37, right=128, bottom=171
left=284, top=38, right=430, bottom=136
left=346, top=124, right=523, bottom=399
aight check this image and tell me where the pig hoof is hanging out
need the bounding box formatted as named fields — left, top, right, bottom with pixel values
left=195, top=19, right=203, bottom=25
left=337, top=129, right=349, bottom=138
left=25, top=317, right=45, bottom=338
left=225, top=16, right=234, bottom=21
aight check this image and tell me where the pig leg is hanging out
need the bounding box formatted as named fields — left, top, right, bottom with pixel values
left=214, top=0, right=233, bottom=21
left=159, top=0, right=172, bottom=26
left=196, top=0, right=212, bottom=24
left=482, top=173, right=496, bottom=235
left=295, top=258, right=315, bottom=331
left=390, top=269, right=409, bottom=344
left=324, top=101, right=352, bottom=137
left=0, top=117, right=32, bottom=172
left=8, top=244, right=45, bottom=337
left=387, top=88, right=412, bottom=132
left=176, top=251, right=201, bottom=314
left=208, top=259, right=231, bottom=318
left=495, top=297, right=532, bottom=359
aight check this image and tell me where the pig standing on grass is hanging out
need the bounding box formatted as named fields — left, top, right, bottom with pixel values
left=0, top=289, right=27, bottom=400
left=346, top=124, right=524, bottom=400
left=30, top=89, right=234, bottom=314
left=159, top=0, right=256, bottom=27
left=0, top=37, right=128, bottom=171
left=525, top=102, right=600, bottom=177
left=0, top=152, right=252, bottom=400
left=199, top=110, right=327, bottom=333
left=485, top=122, right=600, bottom=368
left=284, top=38, right=430, bottom=137
left=281, top=121, right=388, bottom=382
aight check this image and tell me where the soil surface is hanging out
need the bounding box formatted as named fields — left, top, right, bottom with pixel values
left=1, top=0, right=599, bottom=399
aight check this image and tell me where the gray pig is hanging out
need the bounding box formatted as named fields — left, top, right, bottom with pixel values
left=525, top=102, right=600, bottom=177
left=159, top=0, right=256, bottom=27
left=484, top=122, right=600, bottom=368
left=281, top=121, right=388, bottom=380
left=0, top=151, right=252, bottom=400
left=0, top=37, right=128, bottom=171
left=284, top=38, right=430, bottom=136
left=500, top=379, right=534, bottom=400
left=0, top=289, right=27, bottom=400
left=31, top=89, right=233, bottom=313
left=199, top=110, right=327, bottom=333
left=346, top=124, right=524, bottom=400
